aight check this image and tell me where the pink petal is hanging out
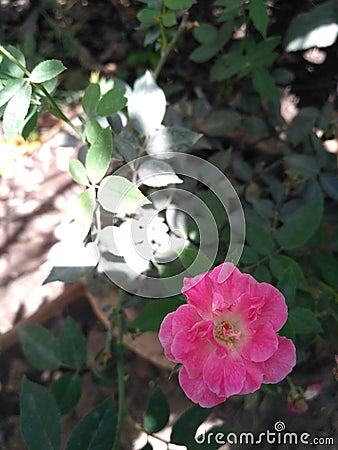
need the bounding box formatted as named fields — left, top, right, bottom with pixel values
left=238, top=360, right=264, bottom=395
left=203, top=351, right=246, bottom=397
left=252, top=282, right=288, bottom=331
left=171, top=304, right=203, bottom=334
left=171, top=321, right=214, bottom=378
left=182, top=272, right=213, bottom=317
left=178, top=366, right=226, bottom=407
left=263, top=336, right=296, bottom=384
left=158, top=312, right=177, bottom=362
left=241, top=323, right=278, bottom=362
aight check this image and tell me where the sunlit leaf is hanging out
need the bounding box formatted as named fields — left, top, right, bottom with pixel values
left=143, top=388, right=170, bottom=433
left=138, top=159, right=183, bottom=187
left=0, top=78, right=24, bottom=107
left=82, top=83, right=101, bottom=115
left=146, top=126, right=200, bottom=158
left=171, top=406, right=211, bottom=446
left=85, top=127, right=113, bottom=184
left=96, top=84, right=127, bottom=116
left=0, top=45, right=26, bottom=78
left=30, top=59, right=66, bottom=83
left=69, top=159, right=89, bottom=185
left=3, top=82, right=32, bottom=141
left=98, top=175, right=151, bottom=215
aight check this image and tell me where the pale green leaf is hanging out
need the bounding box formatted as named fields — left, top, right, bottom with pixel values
left=30, top=59, right=66, bottom=83
left=69, top=159, right=89, bottom=185
left=3, top=82, right=32, bottom=141
left=85, top=127, right=113, bottom=184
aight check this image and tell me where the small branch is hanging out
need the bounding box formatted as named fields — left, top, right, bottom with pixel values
left=154, top=12, right=189, bottom=81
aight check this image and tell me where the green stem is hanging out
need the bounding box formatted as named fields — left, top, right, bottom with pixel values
left=242, top=247, right=281, bottom=272
left=112, top=291, right=127, bottom=450
left=154, top=12, right=189, bottom=81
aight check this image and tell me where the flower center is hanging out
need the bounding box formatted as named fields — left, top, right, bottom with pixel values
left=214, top=320, right=241, bottom=344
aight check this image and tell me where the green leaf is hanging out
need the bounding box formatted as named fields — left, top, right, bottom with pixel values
left=20, top=377, right=61, bottom=450
left=82, top=83, right=101, bottom=115
left=242, top=116, right=268, bottom=137
left=163, top=10, right=177, bottom=27
left=190, top=44, right=220, bottom=62
left=240, top=246, right=259, bottom=264
left=52, top=373, right=82, bottom=415
left=143, top=388, right=170, bottom=433
left=97, top=175, right=151, bottom=215
left=69, top=159, right=89, bottom=185
left=246, top=221, right=275, bottom=256
left=277, top=267, right=296, bottom=306
left=85, top=127, right=113, bottom=184
left=164, top=0, right=196, bottom=9
left=96, top=84, right=127, bottom=116
left=171, top=405, right=211, bottom=446
left=59, top=317, right=87, bottom=369
left=177, top=247, right=213, bottom=276
left=146, top=126, right=200, bottom=158
left=201, top=109, right=241, bottom=136
left=84, top=118, right=102, bottom=144
left=3, top=82, right=32, bottom=141
left=249, top=0, right=268, bottom=37
left=0, top=78, right=24, bottom=107
left=138, top=158, right=183, bottom=187
left=130, top=297, right=184, bottom=332
left=19, top=324, right=61, bottom=371
left=269, top=255, right=309, bottom=291
left=70, top=188, right=96, bottom=239
left=319, top=173, right=338, bottom=201
left=193, top=23, right=218, bottom=44
left=30, top=59, right=66, bottom=83
left=252, top=68, right=277, bottom=101
left=286, top=107, right=318, bottom=145
left=44, top=265, right=94, bottom=283
left=313, top=252, right=338, bottom=290
left=137, top=7, right=160, bottom=23
left=253, top=265, right=272, bottom=283
left=288, top=307, right=323, bottom=334
left=276, top=195, right=324, bottom=250
left=0, top=45, right=26, bottom=78
left=65, top=398, right=117, bottom=450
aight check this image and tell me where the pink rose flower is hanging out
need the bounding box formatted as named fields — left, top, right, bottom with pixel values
left=159, top=263, right=296, bottom=407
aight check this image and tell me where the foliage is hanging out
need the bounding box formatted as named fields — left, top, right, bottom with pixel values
left=0, top=0, right=337, bottom=448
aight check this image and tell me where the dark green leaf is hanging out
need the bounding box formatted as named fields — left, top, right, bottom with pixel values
left=252, top=68, right=277, bottom=101
left=69, top=159, right=89, bottom=185
left=164, top=0, right=196, bottom=9
left=65, top=398, right=117, bottom=450
left=269, top=255, right=309, bottom=291
left=285, top=154, right=320, bottom=179
left=201, top=109, right=241, bottom=136
left=85, top=127, right=113, bottom=184
left=0, top=78, right=24, bottom=107
left=193, top=23, right=218, bottom=44
left=177, top=248, right=213, bottom=276
left=276, top=194, right=324, bottom=249
left=319, top=173, right=338, bottom=201
left=286, top=107, right=319, bottom=145
left=21, top=104, right=38, bottom=138
left=30, top=60, right=66, bottom=83
left=44, top=265, right=94, bottom=284
left=277, top=267, right=296, bottom=306
left=313, top=252, right=338, bottom=290
left=190, top=43, right=220, bottom=62
left=52, top=373, right=82, bottom=415
left=288, top=307, right=323, bottom=334
left=163, top=10, right=177, bottom=27
left=19, top=324, right=61, bottom=371
left=246, top=221, right=275, bottom=256
left=97, top=84, right=127, bottom=117
left=97, top=175, right=150, bottom=215
left=249, top=0, right=268, bottom=37
left=240, top=246, right=259, bottom=264
left=253, top=265, right=272, bottom=283
left=3, top=82, right=32, bottom=141
left=171, top=406, right=211, bottom=446
left=82, top=83, right=101, bottom=115
left=143, top=387, right=170, bottom=433
left=59, top=317, right=87, bottom=369
left=20, top=377, right=61, bottom=450
left=243, top=116, right=268, bottom=137
left=146, top=126, right=200, bottom=158
left=130, top=297, right=184, bottom=332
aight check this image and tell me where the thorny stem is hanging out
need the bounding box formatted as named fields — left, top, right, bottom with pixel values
left=0, top=44, right=84, bottom=141
left=154, top=12, right=189, bottom=81
left=112, top=290, right=127, bottom=450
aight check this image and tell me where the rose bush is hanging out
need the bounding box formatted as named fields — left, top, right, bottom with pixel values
left=159, top=262, right=296, bottom=407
